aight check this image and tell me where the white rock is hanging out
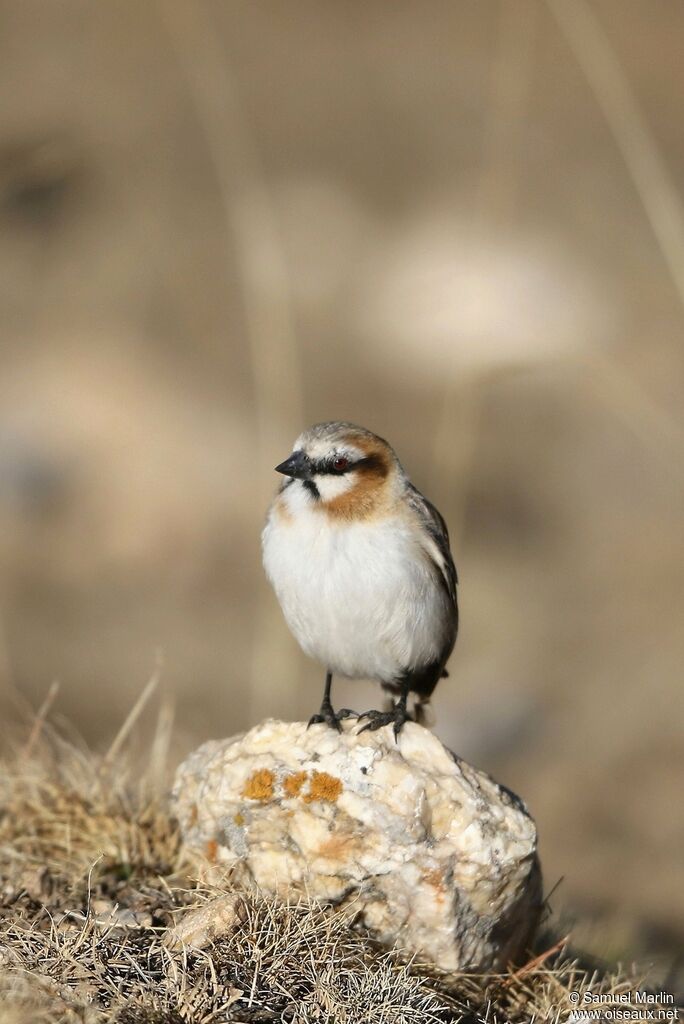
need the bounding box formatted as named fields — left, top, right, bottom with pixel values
left=171, top=719, right=542, bottom=972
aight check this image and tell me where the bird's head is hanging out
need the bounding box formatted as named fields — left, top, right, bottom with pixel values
left=274, top=421, right=401, bottom=519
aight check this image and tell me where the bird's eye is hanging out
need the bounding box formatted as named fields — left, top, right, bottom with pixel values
left=333, top=455, right=349, bottom=472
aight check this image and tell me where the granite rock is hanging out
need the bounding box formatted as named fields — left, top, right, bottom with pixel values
left=171, top=719, right=542, bottom=972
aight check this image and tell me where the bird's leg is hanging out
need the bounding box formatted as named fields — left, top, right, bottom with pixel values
left=308, top=672, right=357, bottom=732
left=357, top=678, right=412, bottom=741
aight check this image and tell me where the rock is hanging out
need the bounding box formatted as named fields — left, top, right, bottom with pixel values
left=164, top=894, right=246, bottom=950
left=171, top=719, right=542, bottom=972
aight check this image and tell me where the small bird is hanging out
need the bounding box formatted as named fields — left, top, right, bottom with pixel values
left=262, top=421, right=458, bottom=737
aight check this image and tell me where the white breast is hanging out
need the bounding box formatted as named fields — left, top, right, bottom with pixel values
left=262, top=494, right=450, bottom=683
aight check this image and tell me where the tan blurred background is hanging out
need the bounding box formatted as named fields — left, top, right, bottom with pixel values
left=0, top=0, right=682, bottom=971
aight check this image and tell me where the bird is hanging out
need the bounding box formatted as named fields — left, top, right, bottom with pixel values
left=261, top=421, right=458, bottom=738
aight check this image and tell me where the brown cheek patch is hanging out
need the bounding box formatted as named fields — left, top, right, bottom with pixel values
left=324, top=442, right=393, bottom=520
left=350, top=436, right=390, bottom=476
left=324, top=481, right=387, bottom=520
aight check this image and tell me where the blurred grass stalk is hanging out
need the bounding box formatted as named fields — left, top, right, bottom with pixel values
left=546, top=0, right=684, bottom=314
left=546, top=0, right=684, bottom=474
left=431, top=0, right=537, bottom=550
left=156, top=0, right=304, bottom=725
left=437, top=0, right=684, bottom=558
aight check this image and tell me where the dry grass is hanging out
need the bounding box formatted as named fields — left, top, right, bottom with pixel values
left=0, top=714, right=671, bottom=1024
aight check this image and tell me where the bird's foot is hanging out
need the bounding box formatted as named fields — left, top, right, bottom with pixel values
left=357, top=704, right=411, bottom=741
left=307, top=702, right=357, bottom=733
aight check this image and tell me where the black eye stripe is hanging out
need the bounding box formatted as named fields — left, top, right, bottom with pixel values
left=310, top=457, right=351, bottom=476
left=311, top=454, right=386, bottom=476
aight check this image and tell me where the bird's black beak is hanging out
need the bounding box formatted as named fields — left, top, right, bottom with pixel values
left=274, top=450, right=312, bottom=480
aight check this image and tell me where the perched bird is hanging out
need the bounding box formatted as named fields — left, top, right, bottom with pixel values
left=262, top=421, right=458, bottom=737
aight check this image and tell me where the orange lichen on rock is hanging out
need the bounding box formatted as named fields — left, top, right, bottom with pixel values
left=304, top=771, right=343, bottom=804
left=283, top=771, right=307, bottom=797
left=242, top=768, right=275, bottom=801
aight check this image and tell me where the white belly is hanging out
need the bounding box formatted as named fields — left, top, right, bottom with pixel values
left=262, top=505, right=450, bottom=682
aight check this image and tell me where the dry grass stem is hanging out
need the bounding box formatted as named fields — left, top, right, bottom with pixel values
left=20, top=681, right=60, bottom=760
left=103, top=664, right=161, bottom=768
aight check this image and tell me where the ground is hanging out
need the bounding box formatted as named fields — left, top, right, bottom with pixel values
left=0, top=710, right=674, bottom=1024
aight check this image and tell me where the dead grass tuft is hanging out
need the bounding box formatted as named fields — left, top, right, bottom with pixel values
left=0, top=715, right=670, bottom=1023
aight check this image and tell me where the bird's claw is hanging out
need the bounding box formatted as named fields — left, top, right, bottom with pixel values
left=307, top=703, right=357, bottom=733
left=336, top=708, right=358, bottom=720
left=356, top=706, right=411, bottom=741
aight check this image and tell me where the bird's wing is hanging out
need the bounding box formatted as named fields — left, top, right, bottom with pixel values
left=405, top=483, right=458, bottom=605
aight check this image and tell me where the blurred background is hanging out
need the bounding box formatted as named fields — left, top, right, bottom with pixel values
left=0, top=0, right=682, bottom=974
